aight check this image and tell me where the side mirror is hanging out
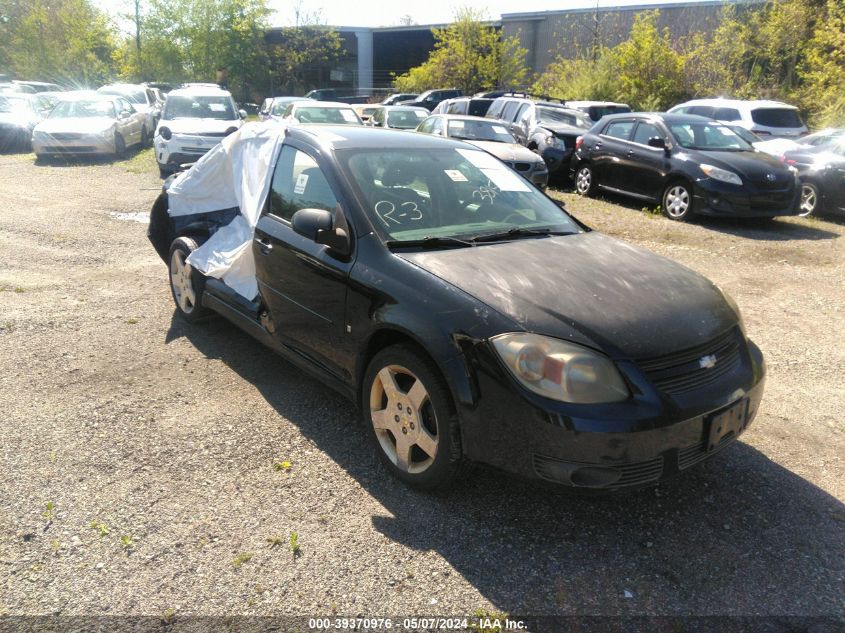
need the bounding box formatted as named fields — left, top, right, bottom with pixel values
left=647, top=136, right=666, bottom=149
left=291, top=205, right=351, bottom=257
left=239, top=109, right=247, bottom=119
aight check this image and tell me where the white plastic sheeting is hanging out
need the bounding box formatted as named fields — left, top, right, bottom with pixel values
left=166, top=121, right=287, bottom=300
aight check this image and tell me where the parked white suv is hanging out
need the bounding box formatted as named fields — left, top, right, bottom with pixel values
left=668, top=98, right=808, bottom=139
left=97, top=83, right=161, bottom=143
left=154, top=86, right=245, bottom=177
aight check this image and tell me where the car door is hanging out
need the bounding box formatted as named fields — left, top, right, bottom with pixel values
left=116, top=97, right=141, bottom=143
left=622, top=120, right=670, bottom=199
left=252, top=142, right=354, bottom=379
left=593, top=118, right=636, bottom=189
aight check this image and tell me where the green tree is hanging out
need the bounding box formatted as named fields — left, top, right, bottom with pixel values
left=266, top=26, right=343, bottom=95
left=4, top=0, right=116, bottom=87
left=393, top=8, right=528, bottom=94
left=799, top=0, right=845, bottom=125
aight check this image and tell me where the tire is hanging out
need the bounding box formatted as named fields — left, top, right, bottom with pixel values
left=158, top=164, right=172, bottom=179
left=362, top=344, right=464, bottom=490
left=574, top=164, right=596, bottom=196
left=168, top=237, right=210, bottom=322
left=140, top=125, right=149, bottom=148
left=799, top=182, right=820, bottom=217
left=662, top=181, right=694, bottom=221
left=113, top=132, right=126, bottom=159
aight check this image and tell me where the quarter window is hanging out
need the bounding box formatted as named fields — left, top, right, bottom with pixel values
left=268, top=146, right=338, bottom=222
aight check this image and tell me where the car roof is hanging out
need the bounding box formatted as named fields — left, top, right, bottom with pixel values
left=434, top=114, right=502, bottom=123
left=292, top=100, right=356, bottom=108
left=671, top=98, right=799, bottom=110
left=289, top=124, right=477, bottom=151
left=167, top=86, right=233, bottom=97
left=382, top=105, right=428, bottom=112
left=98, top=83, right=146, bottom=91
left=566, top=100, right=629, bottom=107
left=598, top=112, right=715, bottom=125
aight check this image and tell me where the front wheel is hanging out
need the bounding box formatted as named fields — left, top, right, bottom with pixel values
left=113, top=132, right=126, bottom=159
left=363, top=344, right=463, bottom=489
left=662, top=182, right=694, bottom=221
left=140, top=125, right=150, bottom=148
left=799, top=182, right=820, bottom=217
left=574, top=164, right=596, bottom=196
left=168, top=237, right=209, bottom=322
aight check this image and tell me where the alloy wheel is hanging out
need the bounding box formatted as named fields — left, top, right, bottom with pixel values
left=799, top=184, right=817, bottom=217
left=170, top=249, right=196, bottom=314
left=664, top=185, right=690, bottom=219
left=575, top=167, right=592, bottom=195
left=369, top=364, right=438, bottom=474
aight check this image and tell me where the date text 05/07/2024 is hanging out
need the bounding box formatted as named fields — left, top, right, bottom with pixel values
left=307, top=617, right=527, bottom=630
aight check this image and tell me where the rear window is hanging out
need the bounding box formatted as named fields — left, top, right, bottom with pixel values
left=713, top=107, right=741, bottom=121
left=751, top=108, right=803, bottom=128
left=603, top=120, right=635, bottom=140
left=589, top=105, right=631, bottom=120
left=467, top=99, right=493, bottom=117
left=688, top=106, right=715, bottom=118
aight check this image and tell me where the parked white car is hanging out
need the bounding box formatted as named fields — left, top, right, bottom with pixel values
left=97, top=83, right=161, bottom=143
left=668, top=98, right=808, bottom=139
left=32, top=92, right=146, bottom=159
left=154, top=85, right=245, bottom=177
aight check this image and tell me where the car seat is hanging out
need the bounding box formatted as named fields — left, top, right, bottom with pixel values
left=371, top=161, right=433, bottom=228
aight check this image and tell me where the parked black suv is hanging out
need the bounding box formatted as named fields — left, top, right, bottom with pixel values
left=485, top=95, right=592, bottom=179
left=572, top=113, right=801, bottom=221
left=406, top=89, right=462, bottom=112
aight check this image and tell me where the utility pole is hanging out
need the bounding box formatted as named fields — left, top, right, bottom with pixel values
left=134, top=0, right=142, bottom=78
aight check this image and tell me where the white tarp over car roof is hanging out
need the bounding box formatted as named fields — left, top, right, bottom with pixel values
left=166, top=122, right=286, bottom=300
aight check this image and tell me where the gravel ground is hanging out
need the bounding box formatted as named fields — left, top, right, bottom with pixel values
left=0, top=149, right=843, bottom=628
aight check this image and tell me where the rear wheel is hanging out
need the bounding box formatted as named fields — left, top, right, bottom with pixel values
left=575, top=164, right=596, bottom=196
left=168, top=237, right=209, bottom=322
left=799, top=182, right=819, bottom=217
left=662, top=181, right=694, bottom=221
left=363, top=344, right=463, bottom=489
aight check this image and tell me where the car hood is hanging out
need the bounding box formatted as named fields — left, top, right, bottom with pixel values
left=691, top=149, right=794, bottom=180
left=784, top=146, right=845, bottom=168
left=0, top=112, right=37, bottom=127
left=397, top=231, right=736, bottom=359
left=537, top=122, right=588, bottom=137
left=466, top=140, right=543, bottom=163
left=157, top=118, right=241, bottom=135
left=35, top=117, right=114, bottom=133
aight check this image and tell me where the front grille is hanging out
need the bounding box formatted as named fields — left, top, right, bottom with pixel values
left=532, top=454, right=664, bottom=488
left=182, top=132, right=228, bottom=138
left=678, top=432, right=737, bottom=470
left=749, top=192, right=795, bottom=212
left=179, top=147, right=213, bottom=154
left=637, top=328, right=743, bottom=396
left=48, top=133, right=82, bottom=140
left=44, top=146, right=97, bottom=152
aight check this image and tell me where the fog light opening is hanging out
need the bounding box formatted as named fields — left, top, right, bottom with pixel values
left=569, top=466, right=622, bottom=488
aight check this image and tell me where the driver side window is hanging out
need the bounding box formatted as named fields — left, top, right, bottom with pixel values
left=268, top=146, right=338, bottom=222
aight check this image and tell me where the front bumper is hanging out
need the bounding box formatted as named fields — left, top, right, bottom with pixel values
left=503, top=160, right=549, bottom=189
left=538, top=146, right=572, bottom=176
left=693, top=177, right=801, bottom=217
left=155, top=134, right=224, bottom=168
left=458, top=333, right=766, bottom=489
left=32, top=133, right=114, bottom=156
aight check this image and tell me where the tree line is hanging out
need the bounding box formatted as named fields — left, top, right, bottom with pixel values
left=1, top=0, right=844, bottom=126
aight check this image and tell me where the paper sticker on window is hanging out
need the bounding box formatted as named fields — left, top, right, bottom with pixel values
left=294, top=173, right=309, bottom=195
left=340, top=110, right=358, bottom=122
left=492, top=125, right=508, bottom=134
left=457, top=148, right=504, bottom=170
left=444, top=169, right=468, bottom=182
left=480, top=167, right=530, bottom=192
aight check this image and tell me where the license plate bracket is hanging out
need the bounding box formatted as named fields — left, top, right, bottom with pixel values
left=707, top=399, right=749, bottom=451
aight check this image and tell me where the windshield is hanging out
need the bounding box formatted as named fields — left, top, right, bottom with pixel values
left=386, top=109, right=427, bottom=129
left=339, top=148, right=581, bottom=244
left=727, top=125, right=760, bottom=144
left=162, top=95, right=236, bottom=120
left=270, top=98, right=297, bottom=115
left=447, top=119, right=515, bottom=143
left=293, top=106, right=362, bottom=125
left=668, top=122, right=753, bottom=151
left=536, top=107, right=591, bottom=128
left=49, top=99, right=116, bottom=119
left=100, top=88, right=145, bottom=104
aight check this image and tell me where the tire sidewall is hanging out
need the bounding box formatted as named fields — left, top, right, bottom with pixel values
left=114, top=132, right=126, bottom=158
left=362, top=344, right=462, bottom=489
left=662, top=181, right=694, bottom=221
left=799, top=182, right=819, bottom=217
left=575, top=164, right=595, bottom=196
left=168, top=237, right=208, bottom=322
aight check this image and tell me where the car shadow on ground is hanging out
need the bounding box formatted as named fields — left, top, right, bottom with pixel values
left=168, top=313, right=845, bottom=620
left=30, top=144, right=148, bottom=167
left=562, top=187, right=842, bottom=242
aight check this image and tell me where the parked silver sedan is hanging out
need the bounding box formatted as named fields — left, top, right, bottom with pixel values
left=32, top=92, right=146, bottom=160
left=416, top=114, right=549, bottom=189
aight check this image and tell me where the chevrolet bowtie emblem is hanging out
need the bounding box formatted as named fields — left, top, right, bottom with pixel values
left=699, top=354, right=717, bottom=369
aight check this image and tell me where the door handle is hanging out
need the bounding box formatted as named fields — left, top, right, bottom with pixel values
left=627, top=149, right=635, bottom=156
left=254, top=237, right=273, bottom=255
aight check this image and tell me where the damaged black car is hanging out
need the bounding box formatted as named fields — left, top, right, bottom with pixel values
left=148, top=124, right=766, bottom=490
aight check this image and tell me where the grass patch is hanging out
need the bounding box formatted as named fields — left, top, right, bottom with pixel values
left=232, top=551, right=253, bottom=567
left=121, top=147, right=157, bottom=176
left=89, top=520, right=110, bottom=537
left=289, top=531, right=301, bottom=556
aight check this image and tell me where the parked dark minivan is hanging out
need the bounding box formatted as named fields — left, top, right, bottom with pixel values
left=406, top=89, right=462, bottom=111
left=572, top=113, right=801, bottom=221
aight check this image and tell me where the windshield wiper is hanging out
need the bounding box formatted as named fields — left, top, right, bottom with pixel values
left=385, top=236, right=476, bottom=249
left=470, top=227, right=576, bottom=243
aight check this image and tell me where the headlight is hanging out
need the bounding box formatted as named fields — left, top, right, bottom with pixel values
left=700, top=163, right=742, bottom=185
left=491, top=333, right=629, bottom=403
left=159, top=126, right=172, bottom=140
left=544, top=135, right=566, bottom=150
